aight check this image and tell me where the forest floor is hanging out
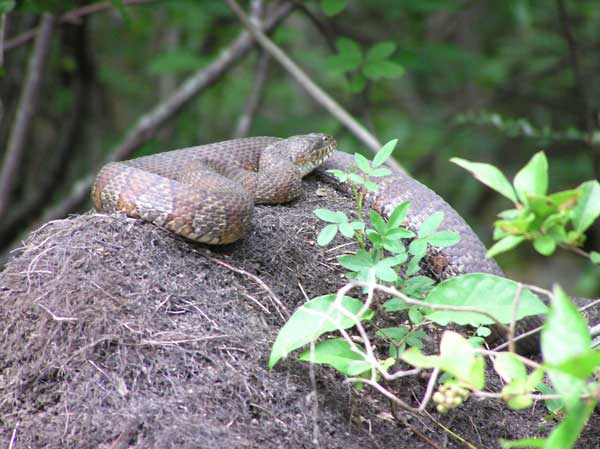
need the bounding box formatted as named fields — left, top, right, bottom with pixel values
left=1, top=174, right=599, bottom=449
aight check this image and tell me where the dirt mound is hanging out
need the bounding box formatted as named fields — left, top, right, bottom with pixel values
left=1, top=176, right=598, bottom=448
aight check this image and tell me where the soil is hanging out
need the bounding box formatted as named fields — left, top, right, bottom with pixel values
left=1, top=174, right=599, bottom=449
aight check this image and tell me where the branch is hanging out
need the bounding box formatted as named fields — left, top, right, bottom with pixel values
left=233, top=0, right=270, bottom=138
left=4, top=0, right=157, bottom=51
left=0, top=21, right=92, bottom=247
left=233, top=51, right=270, bottom=138
left=224, top=0, right=405, bottom=172
left=0, top=13, right=6, bottom=66
left=29, top=2, right=294, bottom=226
left=556, top=0, right=593, bottom=137
left=0, top=14, right=54, bottom=217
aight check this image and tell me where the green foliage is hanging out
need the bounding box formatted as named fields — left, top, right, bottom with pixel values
left=452, top=152, right=600, bottom=260
left=0, top=0, right=15, bottom=13
left=457, top=112, right=600, bottom=145
left=269, top=294, right=374, bottom=369
left=425, top=273, right=546, bottom=326
left=320, top=0, right=347, bottom=17
left=502, top=286, right=599, bottom=449
left=147, top=50, right=208, bottom=75
left=299, top=338, right=372, bottom=376
left=327, top=38, right=404, bottom=92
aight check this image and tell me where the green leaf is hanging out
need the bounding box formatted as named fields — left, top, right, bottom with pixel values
left=542, top=286, right=590, bottom=411
left=364, top=181, right=378, bottom=192
left=408, top=307, right=424, bottom=324
left=545, top=398, right=596, bottom=449
left=110, top=0, right=132, bottom=23
left=269, top=295, right=373, bottom=368
left=513, top=152, right=548, bottom=204
left=376, top=326, right=409, bottom=342
left=533, top=235, right=556, bottom=256
left=338, top=249, right=373, bottom=272
left=591, top=251, right=600, bottom=265
left=326, top=169, right=348, bottom=182
left=487, top=235, right=525, bottom=258
left=148, top=50, right=207, bottom=75
left=348, top=173, right=366, bottom=185
left=339, top=221, right=363, bottom=238
left=0, top=1, right=15, bottom=13
left=494, top=352, right=527, bottom=383
left=328, top=38, right=362, bottom=73
left=369, top=210, right=387, bottom=234
left=349, top=72, right=367, bottom=93
left=370, top=167, right=392, bottom=177
left=314, top=208, right=347, bottom=224
left=401, top=347, right=438, bottom=369
left=572, top=180, right=600, bottom=233
left=418, top=211, right=444, bottom=238
left=373, top=255, right=406, bottom=282
left=320, top=0, right=347, bottom=16
left=425, top=273, right=547, bottom=326
left=387, top=201, right=410, bottom=227
left=549, top=351, right=600, bottom=379
left=354, top=153, right=372, bottom=174
left=383, top=298, right=409, bottom=312
left=405, top=330, right=427, bottom=349
left=363, top=60, right=405, bottom=79
left=299, top=338, right=371, bottom=376
left=425, top=230, right=460, bottom=248
left=365, top=41, right=397, bottom=62
left=439, top=331, right=485, bottom=389
left=499, top=438, right=545, bottom=448
left=372, top=139, right=398, bottom=167
left=406, top=254, right=423, bottom=276
left=317, top=224, right=338, bottom=246
left=451, top=158, right=517, bottom=203
left=402, top=276, right=435, bottom=298
left=408, top=239, right=427, bottom=256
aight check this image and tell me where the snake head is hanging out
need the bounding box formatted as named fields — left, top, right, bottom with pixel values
left=268, top=133, right=336, bottom=177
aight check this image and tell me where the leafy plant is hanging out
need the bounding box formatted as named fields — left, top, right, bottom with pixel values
left=327, top=38, right=405, bottom=92
left=452, top=152, right=600, bottom=262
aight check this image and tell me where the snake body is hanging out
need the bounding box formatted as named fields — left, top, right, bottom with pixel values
left=92, top=135, right=541, bottom=353
left=92, top=134, right=335, bottom=244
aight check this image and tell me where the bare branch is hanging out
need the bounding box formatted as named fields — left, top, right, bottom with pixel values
left=224, top=0, right=404, bottom=172
left=556, top=0, right=593, bottom=137
left=4, top=0, right=157, bottom=51
left=0, top=13, right=6, bottom=66
left=233, top=0, right=270, bottom=138
left=233, top=51, right=270, bottom=138
left=0, top=13, right=54, bottom=217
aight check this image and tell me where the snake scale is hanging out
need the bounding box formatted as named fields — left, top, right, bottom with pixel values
left=92, top=134, right=541, bottom=353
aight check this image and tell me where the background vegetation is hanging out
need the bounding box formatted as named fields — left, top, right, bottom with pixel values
left=1, top=0, right=598, bottom=296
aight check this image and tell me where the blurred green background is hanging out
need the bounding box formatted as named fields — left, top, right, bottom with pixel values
left=1, top=0, right=598, bottom=294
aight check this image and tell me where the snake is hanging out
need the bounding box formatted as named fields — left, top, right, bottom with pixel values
left=91, top=134, right=541, bottom=353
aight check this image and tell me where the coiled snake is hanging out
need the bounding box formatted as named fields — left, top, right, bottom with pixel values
left=92, top=134, right=541, bottom=353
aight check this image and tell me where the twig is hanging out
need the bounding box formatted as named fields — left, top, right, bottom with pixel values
left=508, top=283, right=523, bottom=353
left=224, top=0, right=404, bottom=172
left=8, top=425, right=18, bottom=449
left=233, top=0, right=269, bottom=138
left=0, top=13, right=54, bottom=217
left=22, top=2, right=294, bottom=230
left=204, top=253, right=288, bottom=320
left=0, top=21, right=92, bottom=250
left=556, top=0, right=593, bottom=139
left=4, top=0, right=157, bottom=51
left=233, top=50, right=270, bottom=137
left=0, top=13, right=6, bottom=66
left=308, top=340, right=322, bottom=449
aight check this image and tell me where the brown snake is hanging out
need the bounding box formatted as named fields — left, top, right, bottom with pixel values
left=92, top=134, right=542, bottom=353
